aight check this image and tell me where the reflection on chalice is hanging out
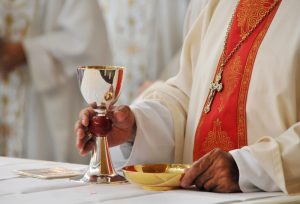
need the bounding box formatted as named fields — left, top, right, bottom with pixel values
left=75, top=66, right=126, bottom=183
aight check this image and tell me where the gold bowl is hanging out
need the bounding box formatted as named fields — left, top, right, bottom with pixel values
left=123, top=164, right=191, bottom=191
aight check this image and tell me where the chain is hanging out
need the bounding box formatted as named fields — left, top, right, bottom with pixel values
left=220, top=0, right=280, bottom=70
left=204, top=0, right=280, bottom=114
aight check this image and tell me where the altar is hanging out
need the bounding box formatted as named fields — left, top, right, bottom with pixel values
left=0, top=157, right=299, bottom=204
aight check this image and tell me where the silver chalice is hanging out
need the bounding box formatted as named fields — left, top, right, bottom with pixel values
left=76, top=66, right=126, bottom=183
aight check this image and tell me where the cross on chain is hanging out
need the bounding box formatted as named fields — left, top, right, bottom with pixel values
left=203, top=70, right=223, bottom=113
left=202, top=0, right=280, bottom=114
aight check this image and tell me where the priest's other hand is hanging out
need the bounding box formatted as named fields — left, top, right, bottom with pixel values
left=74, top=104, right=136, bottom=156
left=180, top=148, right=241, bottom=193
left=0, top=41, right=27, bottom=79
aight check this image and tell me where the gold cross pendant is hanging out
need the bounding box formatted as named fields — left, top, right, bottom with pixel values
left=203, top=71, right=223, bottom=113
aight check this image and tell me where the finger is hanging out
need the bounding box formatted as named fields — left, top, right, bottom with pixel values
left=76, top=128, right=87, bottom=149
left=210, top=178, right=229, bottom=193
left=111, top=106, right=133, bottom=128
left=80, top=139, right=95, bottom=156
left=79, top=107, right=95, bottom=127
left=113, top=106, right=129, bottom=120
left=107, top=105, right=116, bottom=112
left=74, top=120, right=82, bottom=133
left=79, top=137, right=95, bottom=155
left=202, top=178, right=218, bottom=192
left=81, top=112, right=91, bottom=127
left=77, top=127, right=93, bottom=149
left=181, top=153, right=213, bottom=188
left=89, top=102, right=97, bottom=109
left=194, top=167, right=214, bottom=190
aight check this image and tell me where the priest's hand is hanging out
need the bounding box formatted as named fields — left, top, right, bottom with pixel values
left=181, top=148, right=241, bottom=193
left=74, top=104, right=136, bottom=156
left=0, top=41, right=27, bottom=79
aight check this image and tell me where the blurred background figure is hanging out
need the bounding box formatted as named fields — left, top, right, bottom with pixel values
left=0, top=0, right=111, bottom=163
left=98, top=0, right=190, bottom=104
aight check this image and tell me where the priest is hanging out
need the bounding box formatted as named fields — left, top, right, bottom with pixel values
left=75, top=0, right=300, bottom=193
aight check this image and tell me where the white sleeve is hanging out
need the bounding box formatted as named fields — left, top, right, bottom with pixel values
left=230, top=148, right=281, bottom=192
left=123, top=100, right=175, bottom=166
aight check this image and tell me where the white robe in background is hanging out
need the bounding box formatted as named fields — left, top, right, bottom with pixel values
left=0, top=0, right=35, bottom=157
left=0, top=0, right=111, bottom=163
left=98, top=0, right=190, bottom=104
left=125, top=0, right=300, bottom=194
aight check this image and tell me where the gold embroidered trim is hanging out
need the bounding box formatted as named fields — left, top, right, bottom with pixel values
left=218, top=55, right=242, bottom=112
left=237, top=0, right=273, bottom=38
left=236, top=9, right=277, bottom=147
left=202, top=119, right=234, bottom=153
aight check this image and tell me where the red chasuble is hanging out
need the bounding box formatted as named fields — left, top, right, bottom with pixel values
left=193, top=0, right=281, bottom=161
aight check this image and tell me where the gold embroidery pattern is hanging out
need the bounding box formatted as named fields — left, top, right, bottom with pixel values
left=237, top=0, right=273, bottom=38
left=218, top=55, right=242, bottom=112
left=237, top=10, right=276, bottom=147
left=218, top=97, right=225, bottom=113
left=202, top=119, right=234, bottom=153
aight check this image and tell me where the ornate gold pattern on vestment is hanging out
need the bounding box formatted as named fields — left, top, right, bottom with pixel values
left=218, top=55, right=242, bottom=112
left=236, top=11, right=276, bottom=147
left=202, top=119, right=234, bottom=154
left=237, top=0, right=273, bottom=38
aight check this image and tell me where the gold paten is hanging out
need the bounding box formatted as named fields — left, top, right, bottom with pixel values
left=123, top=164, right=191, bottom=191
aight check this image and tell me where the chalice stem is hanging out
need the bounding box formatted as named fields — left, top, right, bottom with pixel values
left=90, top=136, right=115, bottom=176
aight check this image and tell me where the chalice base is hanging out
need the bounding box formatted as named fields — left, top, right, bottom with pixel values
left=72, top=172, right=127, bottom=184
left=71, top=136, right=127, bottom=184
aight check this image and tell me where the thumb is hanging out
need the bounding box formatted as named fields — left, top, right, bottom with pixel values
left=114, top=109, right=128, bottom=122
left=110, top=105, right=134, bottom=129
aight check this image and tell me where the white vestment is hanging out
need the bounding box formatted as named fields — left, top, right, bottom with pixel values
left=0, top=0, right=111, bottom=163
left=125, top=0, right=300, bottom=194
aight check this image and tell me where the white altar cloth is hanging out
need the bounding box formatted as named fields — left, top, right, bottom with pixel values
left=0, top=156, right=298, bottom=204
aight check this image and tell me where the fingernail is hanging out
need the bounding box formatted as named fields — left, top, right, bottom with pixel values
left=82, top=119, right=87, bottom=127
left=180, top=180, right=188, bottom=188
left=181, top=183, right=187, bottom=188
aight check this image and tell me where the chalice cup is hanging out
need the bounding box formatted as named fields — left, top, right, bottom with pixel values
left=76, top=66, right=126, bottom=183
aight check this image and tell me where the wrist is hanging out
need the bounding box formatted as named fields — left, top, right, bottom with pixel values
left=128, top=112, right=136, bottom=143
left=129, top=123, right=137, bottom=142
